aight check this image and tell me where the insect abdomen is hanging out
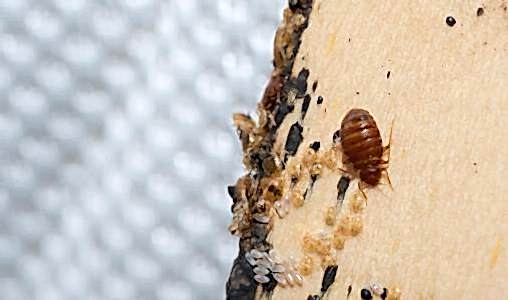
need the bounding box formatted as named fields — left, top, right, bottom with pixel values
left=340, top=109, right=383, bottom=183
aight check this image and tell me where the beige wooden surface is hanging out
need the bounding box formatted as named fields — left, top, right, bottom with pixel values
left=268, top=0, right=508, bottom=299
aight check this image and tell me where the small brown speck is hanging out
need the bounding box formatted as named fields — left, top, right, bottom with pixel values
left=476, top=7, right=484, bottom=16
left=489, top=236, right=502, bottom=269
left=355, top=91, right=360, bottom=95
left=312, top=81, right=318, bottom=92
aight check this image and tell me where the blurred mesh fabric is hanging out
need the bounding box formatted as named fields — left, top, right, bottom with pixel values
left=0, top=1, right=284, bottom=299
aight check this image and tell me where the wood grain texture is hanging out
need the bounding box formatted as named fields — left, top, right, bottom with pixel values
left=267, top=0, right=508, bottom=299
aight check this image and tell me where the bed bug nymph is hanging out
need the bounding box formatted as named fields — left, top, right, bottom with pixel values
left=339, top=108, right=393, bottom=197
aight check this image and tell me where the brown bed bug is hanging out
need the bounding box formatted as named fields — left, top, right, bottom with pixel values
left=339, top=108, right=392, bottom=194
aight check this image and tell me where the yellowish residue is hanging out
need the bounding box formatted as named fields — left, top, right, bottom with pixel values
left=391, top=239, right=400, bottom=255
left=328, top=96, right=340, bottom=111
left=427, top=185, right=438, bottom=201
left=325, top=32, right=336, bottom=56
left=419, top=293, right=434, bottom=300
left=489, top=236, right=503, bottom=269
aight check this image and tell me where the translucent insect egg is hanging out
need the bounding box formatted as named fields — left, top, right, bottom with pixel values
left=254, top=274, right=270, bottom=284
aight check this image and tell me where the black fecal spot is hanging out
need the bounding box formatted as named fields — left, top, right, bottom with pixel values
left=446, top=16, right=456, bottom=27
left=312, top=80, right=318, bottom=92
left=317, top=96, right=323, bottom=104
left=360, top=288, right=373, bottom=300
left=477, top=7, right=484, bottom=16
left=225, top=249, right=257, bottom=300
left=284, top=122, right=304, bottom=156
left=310, top=174, right=319, bottom=187
left=332, top=130, right=341, bottom=145
left=321, top=265, right=338, bottom=294
left=356, top=91, right=360, bottom=95
left=301, top=94, right=311, bottom=120
left=381, top=288, right=388, bottom=300
left=261, top=273, right=277, bottom=296
left=386, top=71, right=391, bottom=79
left=274, top=102, right=295, bottom=128
left=296, top=68, right=310, bottom=96
left=307, top=295, right=320, bottom=300
left=310, top=141, right=320, bottom=151
left=347, top=285, right=352, bottom=297
left=337, top=176, right=351, bottom=203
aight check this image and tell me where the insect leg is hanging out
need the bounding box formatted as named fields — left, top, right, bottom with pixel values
left=357, top=181, right=368, bottom=205
left=382, top=118, right=394, bottom=161
left=384, top=170, right=394, bottom=191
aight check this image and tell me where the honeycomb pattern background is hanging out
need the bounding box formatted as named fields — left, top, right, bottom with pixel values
left=0, top=1, right=284, bottom=299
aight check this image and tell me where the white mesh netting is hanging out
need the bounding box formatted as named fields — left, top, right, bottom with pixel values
left=0, top=1, right=284, bottom=299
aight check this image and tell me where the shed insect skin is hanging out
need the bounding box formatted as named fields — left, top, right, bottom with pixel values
left=339, top=108, right=393, bottom=195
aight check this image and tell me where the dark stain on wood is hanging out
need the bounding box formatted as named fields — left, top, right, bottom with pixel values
left=476, top=7, right=484, bottom=16
left=380, top=288, right=388, bottom=300
left=446, top=16, right=456, bottom=27
left=310, top=141, right=321, bottom=151
left=337, top=176, right=351, bottom=203
left=312, top=80, right=318, bottom=92
left=302, top=94, right=312, bottom=120
left=274, top=102, right=295, bottom=128
left=321, top=265, right=339, bottom=294
left=285, top=122, right=304, bottom=156
left=283, top=68, right=309, bottom=98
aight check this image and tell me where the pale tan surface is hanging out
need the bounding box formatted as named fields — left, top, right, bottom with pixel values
left=268, top=0, right=508, bottom=299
